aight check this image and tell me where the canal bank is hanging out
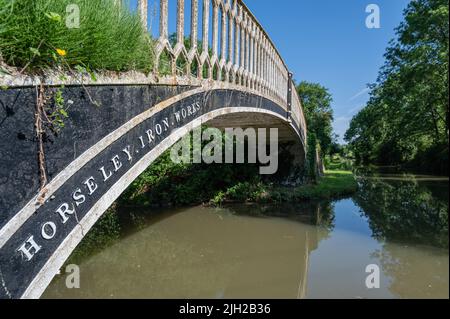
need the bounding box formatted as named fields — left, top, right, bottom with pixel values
left=210, top=170, right=358, bottom=206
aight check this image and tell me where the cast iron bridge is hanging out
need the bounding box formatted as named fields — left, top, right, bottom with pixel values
left=0, top=0, right=308, bottom=298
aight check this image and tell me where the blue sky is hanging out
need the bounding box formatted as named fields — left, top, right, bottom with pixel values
left=246, top=0, right=411, bottom=142
left=131, top=0, right=411, bottom=143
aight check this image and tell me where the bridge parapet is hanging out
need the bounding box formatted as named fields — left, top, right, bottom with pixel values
left=132, top=0, right=306, bottom=136
left=290, top=79, right=307, bottom=141
left=1, top=0, right=307, bottom=141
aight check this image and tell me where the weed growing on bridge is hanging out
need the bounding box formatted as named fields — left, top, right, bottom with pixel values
left=0, top=0, right=153, bottom=73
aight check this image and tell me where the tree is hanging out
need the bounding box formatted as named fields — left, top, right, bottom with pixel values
left=296, top=81, right=334, bottom=156
left=345, top=0, right=449, bottom=173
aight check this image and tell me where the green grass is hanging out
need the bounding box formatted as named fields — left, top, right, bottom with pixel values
left=324, top=154, right=353, bottom=171
left=0, top=0, right=153, bottom=73
left=211, top=170, right=359, bottom=205
left=292, top=170, right=358, bottom=200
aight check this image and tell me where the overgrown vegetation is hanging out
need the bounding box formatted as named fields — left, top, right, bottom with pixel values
left=118, top=127, right=357, bottom=208
left=119, top=129, right=262, bottom=207
left=296, top=81, right=335, bottom=157
left=120, top=148, right=357, bottom=207
left=345, top=0, right=449, bottom=174
left=211, top=170, right=358, bottom=206
left=324, top=154, right=353, bottom=171
left=0, top=0, right=153, bottom=73
left=292, top=170, right=357, bottom=200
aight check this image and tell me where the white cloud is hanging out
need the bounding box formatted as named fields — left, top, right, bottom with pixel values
left=349, top=87, right=370, bottom=101
left=347, top=104, right=364, bottom=115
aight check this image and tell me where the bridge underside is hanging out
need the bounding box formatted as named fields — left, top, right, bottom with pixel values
left=206, top=112, right=306, bottom=185
left=206, top=112, right=299, bottom=142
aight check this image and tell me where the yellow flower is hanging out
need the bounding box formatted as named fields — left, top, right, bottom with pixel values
left=56, top=49, right=67, bottom=57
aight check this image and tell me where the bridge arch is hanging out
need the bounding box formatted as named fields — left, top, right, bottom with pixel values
left=0, top=84, right=305, bottom=299
left=0, top=0, right=310, bottom=299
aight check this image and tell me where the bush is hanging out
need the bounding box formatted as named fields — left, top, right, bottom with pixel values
left=210, top=181, right=268, bottom=206
left=0, top=0, right=153, bottom=72
left=324, top=154, right=353, bottom=171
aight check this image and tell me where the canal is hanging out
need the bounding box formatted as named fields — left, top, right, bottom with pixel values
left=42, top=170, right=449, bottom=299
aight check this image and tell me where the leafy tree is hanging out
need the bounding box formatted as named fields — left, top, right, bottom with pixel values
left=306, top=133, right=319, bottom=182
left=345, top=0, right=449, bottom=173
left=296, top=81, right=334, bottom=156
left=329, top=134, right=344, bottom=156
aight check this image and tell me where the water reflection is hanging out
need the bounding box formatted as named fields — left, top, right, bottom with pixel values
left=44, top=206, right=323, bottom=299
left=354, top=170, right=448, bottom=248
left=222, top=202, right=335, bottom=232
left=306, top=200, right=448, bottom=299
left=43, top=171, right=449, bottom=299
left=373, top=242, right=448, bottom=298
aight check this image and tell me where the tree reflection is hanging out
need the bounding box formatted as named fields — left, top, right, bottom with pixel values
left=224, top=201, right=335, bottom=233
left=353, top=174, right=449, bottom=248
left=373, top=243, right=449, bottom=298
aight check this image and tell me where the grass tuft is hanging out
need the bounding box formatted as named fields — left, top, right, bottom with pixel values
left=0, top=0, right=153, bottom=73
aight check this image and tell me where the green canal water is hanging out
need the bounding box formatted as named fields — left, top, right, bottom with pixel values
left=43, top=171, right=449, bottom=299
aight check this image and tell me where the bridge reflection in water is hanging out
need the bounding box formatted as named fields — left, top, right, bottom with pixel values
left=42, top=204, right=325, bottom=299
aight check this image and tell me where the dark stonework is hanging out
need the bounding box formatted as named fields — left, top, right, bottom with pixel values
left=273, top=141, right=307, bottom=186
left=0, top=85, right=194, bottom=230
left=0, top=85, right=303, bottom=299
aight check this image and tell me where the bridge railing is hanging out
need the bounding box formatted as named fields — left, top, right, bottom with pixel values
left=290, top=80, right=307, bottom=141
left=125, top=0, right=306, bottom=138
